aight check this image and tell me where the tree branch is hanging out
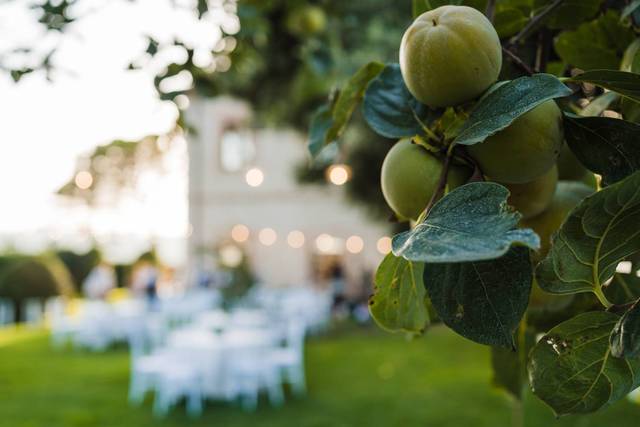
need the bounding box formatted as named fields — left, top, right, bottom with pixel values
left=502, top=46, right=536, bottom=76
left=485, top=0, right=496, bottom=22
left=508, top=0, right=565, bottom=47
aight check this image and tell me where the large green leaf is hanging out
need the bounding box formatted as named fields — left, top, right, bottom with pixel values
left=569, top=70, right=640, bottom=104
left=536, top=171, right=640, bottom=299
left=393, top=182, right=540, bottom=263
left=528, top=311, right=640, bottom=416
left=533, top=0, right=603, bottom=30
left=563, top=116, right=640, bottom=186
left=454, top=74, right=572, bottom=146
left=369, top=253, right=429, bottom=334
left=424, top=247, right=532, bottom=348
left=362, top=63, right=434, bottom=139
left=610, top=300, right=640, bottom=358
left=555, top=11, right=635, bottom=71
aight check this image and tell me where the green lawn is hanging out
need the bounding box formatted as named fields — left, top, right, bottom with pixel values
left=0, top=324, right=638, bottom=427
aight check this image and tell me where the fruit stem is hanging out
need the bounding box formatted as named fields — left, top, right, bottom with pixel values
left=507, top=0, right=566, bottom=47
left=411, top=106, right=441, bottom=144
left=419, top=143, right=456, bottom=221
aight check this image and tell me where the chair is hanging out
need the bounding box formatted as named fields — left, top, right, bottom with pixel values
left=270, top=320, right=306, bottom=396
left=45, top=297, right=78, bottom=348
left=224, top=330, right=284, bottom=410
left=152, top=358, right=204, bottom=418
left=0, top=298, right=14, bottom=325
left=24, top=298, right=43, bottom=325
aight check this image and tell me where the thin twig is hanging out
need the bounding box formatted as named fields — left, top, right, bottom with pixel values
left=485, top=0, right=496, bottom=22
left=502, top=46, right=536, bottom=75
left=535, top=29, right=551, bottom=73
left=508, top=0, right=565, bottom=47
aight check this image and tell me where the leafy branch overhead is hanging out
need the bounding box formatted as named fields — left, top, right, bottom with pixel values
left=299, top=0, right=640, bottom=420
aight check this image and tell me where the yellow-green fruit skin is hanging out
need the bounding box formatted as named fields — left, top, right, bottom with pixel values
left=557, top=144, right=598, bottom=189
left=399, top=6, right=502, bottom=108
left=467, top=100, right=564, bottom=184
left=504, top=166, right=558, bottom=220
left=557, top=144, right=586, bottom=180
left=520, top=181, right=594, bottom=262
left=381, top=139, right=471, bottom=220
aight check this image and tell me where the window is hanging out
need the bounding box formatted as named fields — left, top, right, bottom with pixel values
left=219, top=128, right=256, bottom=172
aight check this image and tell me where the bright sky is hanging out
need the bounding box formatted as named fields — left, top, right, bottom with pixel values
left=0, top=0, right=237, bottom=264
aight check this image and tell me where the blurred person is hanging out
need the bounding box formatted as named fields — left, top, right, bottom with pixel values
left=83, top=261, right=116, bottom=300
left=131, top=259, right=159, bottom=308
left=329, top=263, right=347, bottom=317
left=351, top=269, right=374, bottom=324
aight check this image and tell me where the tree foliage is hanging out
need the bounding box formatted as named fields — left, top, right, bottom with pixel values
left=307, top=0, right=640, bottom=419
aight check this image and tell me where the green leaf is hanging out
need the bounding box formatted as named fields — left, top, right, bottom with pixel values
left=555, top=11, right=635, bottom=71
left=412, top=0, right=430, bottom=17
left=605, top=273, right=640, bottom=305
left=362, top=63, right=434, bottom=139
left=196, top=0, right=208, bottom=18
left=393, top=182, right=540, bottom=263
left=536, top=170, right=640, bottom=300
left=579, top=91, right=620, bottom=117
left=611, top=300, right=640, bottom=358
left=424, top=246, right=532, bottom=348
left=533, top=0, right=603, bottom=30
left=569, top=70, right=640, bottom=104
left=528, top=311, right=640, bottom=416
left=603, top=254, right=640, bottom=305
left=307, top=105, right=335, bottom=157
left=325, top=62, right=385, bottom=143
left=308, top=62, right=385, bottom=158
left=622, top=0, right=640, bottom=20
left=369, top=253, right=429, bottom=334
left=494, top=8, right=528, bottom=39
left=563, top=115, right=640, bottom=186
left=454, top=74, right=572, bottom=146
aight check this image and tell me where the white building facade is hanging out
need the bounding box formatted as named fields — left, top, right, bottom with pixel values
left=186, top=97, right=390, bottom=295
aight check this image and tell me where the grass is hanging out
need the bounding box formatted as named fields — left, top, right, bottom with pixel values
left=0, top=324, right=638, bottom=427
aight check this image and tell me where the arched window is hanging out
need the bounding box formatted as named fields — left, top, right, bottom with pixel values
left=219, top=127, right=255, bottom=173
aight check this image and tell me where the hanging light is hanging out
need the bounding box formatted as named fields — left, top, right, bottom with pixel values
left=231, top=224, right=250, bottom=243
left=376, top=237, right=392, bottom=254
left=326, top=164, right=351, bottom=186
left=75, top=171, right=93, bottom=189
left=245, top=168, right=264, bottom=187
left=259, top=228, right=277, bottom=246
left=287, top=230, right=305, bottom=248
left=346, top=235, right=364, bottom=254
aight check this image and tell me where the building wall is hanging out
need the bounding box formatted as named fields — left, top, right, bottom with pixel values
left=186, top=96, right=390, bottom=292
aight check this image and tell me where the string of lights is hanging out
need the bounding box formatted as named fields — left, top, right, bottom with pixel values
left=229, top=224, right=391, bottom=255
